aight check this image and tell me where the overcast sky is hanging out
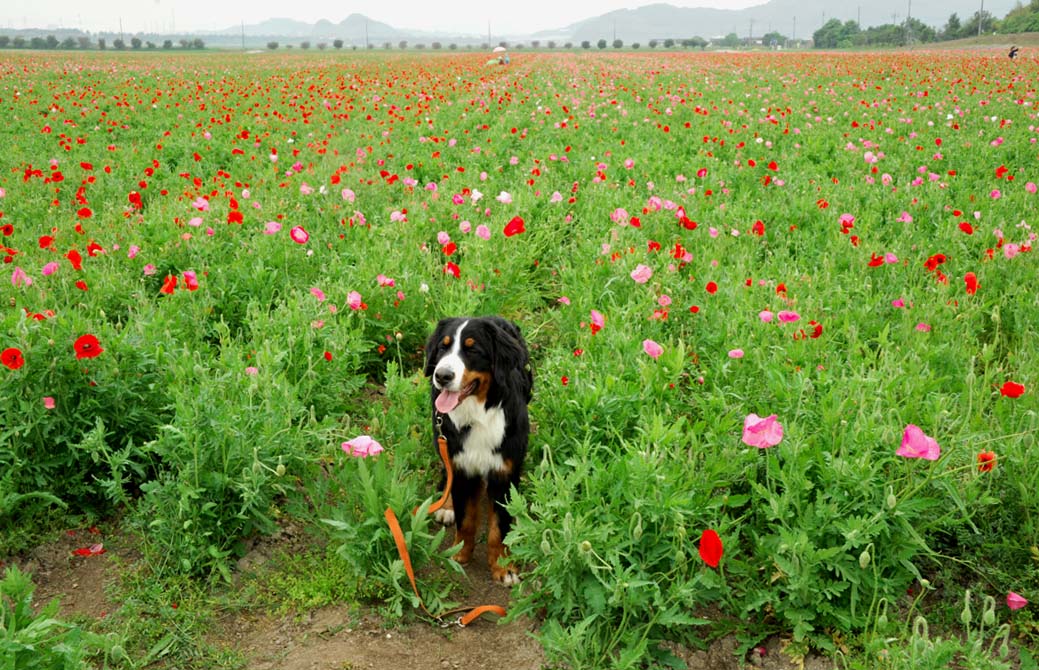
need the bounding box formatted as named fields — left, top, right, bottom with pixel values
left=1, top=0, right=765, bottom=36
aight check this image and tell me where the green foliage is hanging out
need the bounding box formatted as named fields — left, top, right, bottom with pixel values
left=321, top=363, right=464, bottom=619
left=0, top=566, right=126, bottom=669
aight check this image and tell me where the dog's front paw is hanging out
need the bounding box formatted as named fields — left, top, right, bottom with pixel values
left=433, top=507, right=455, bottom=526
left=491, top=563, right=521, bottom=586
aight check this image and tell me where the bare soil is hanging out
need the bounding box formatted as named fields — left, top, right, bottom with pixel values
left=14, top=524, right=836, bottom=670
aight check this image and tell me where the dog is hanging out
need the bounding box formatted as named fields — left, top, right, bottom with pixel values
left=424, top=316, right=532, bottom=584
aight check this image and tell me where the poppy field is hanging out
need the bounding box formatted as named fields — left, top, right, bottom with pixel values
left=2, top=48, right=1039, bottom=668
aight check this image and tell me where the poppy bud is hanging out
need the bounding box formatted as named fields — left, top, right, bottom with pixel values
left=275, top=463, right=286, bottom=477
left=982, top=598, right=996, bottom=626
left=886, top=492, right=897, bottom=509
left=877, top=612, right=888, bottom=628
left=859, top=549, right=871, bottom=570
left=960, top=590, right=973, bottom=625
left=919, top=578, right=930, bottom=589
left=579, top=540, right=592, bottom=554
left=540, top=538, right=551, bottom=555
left=631, top=513, right=643, bottom=542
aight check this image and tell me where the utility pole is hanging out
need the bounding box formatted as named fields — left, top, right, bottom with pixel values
left=365, top=21, right=369, bottom=49
left=487, top=20, right=491, bottom=46
left=749, top=18, right=754, bottom=41
left=119, top=17, right=124, bottom=44
left=978, top=0, right=985, bottom=37
left=792, top=16, right=796, bottom=41
left=906, top=0, right=912, bottom=45
left=241, top=20, right=245, bottom=50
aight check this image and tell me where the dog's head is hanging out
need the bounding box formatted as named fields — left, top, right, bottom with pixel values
left=424, top=317, right=530, bottom=413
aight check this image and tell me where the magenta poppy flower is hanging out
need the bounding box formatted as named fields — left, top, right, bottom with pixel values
left=342, top=435, right=384, bottom=458
left=289, top=226, right=309, bottom=244
left=1007, top=592, right=1028, bottom=610
left=777, top=310, right=800, bottom=323
left=728, top=349, right=744, bottom=359
left=630, top=264, right=653, bottom=284
left=642, top=339, right=663, bottom=359
left=590, top=310, right=605, bottom=335
left=897, top=424, right=940, bottom=461
left=742, top=413, right=783, bottom=449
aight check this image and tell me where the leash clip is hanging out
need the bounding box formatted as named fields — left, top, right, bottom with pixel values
left=435, top=412, right=445, bottom=439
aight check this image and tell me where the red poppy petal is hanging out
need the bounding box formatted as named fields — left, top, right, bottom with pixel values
left=698, top=529, right=723, bottom=568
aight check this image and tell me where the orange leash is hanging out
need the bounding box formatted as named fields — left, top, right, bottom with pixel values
left=384, top=434, right=507, bottom=626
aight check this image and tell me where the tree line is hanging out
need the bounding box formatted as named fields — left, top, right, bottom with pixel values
left=0, top=35, right=205, bottom=50
left=813, top=1, right=1039, bottom=48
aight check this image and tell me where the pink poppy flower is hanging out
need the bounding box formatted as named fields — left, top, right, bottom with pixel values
left=342, top=435, right=384, bottom=458
left=347, top=291, right=363, bottom=310
left=891, top=298, right=906, bottom=308
left=42, top=262, right=60, bottom=276
left=896, top=211, right=913, bottom=223
left=884, top=252, right=898, bottom=264
left=188, top=217, right=203, bottom=227
left=728, top=349, right=744, bottom=359
left=245, top=366, right=259, bottom=376
left=916, top=323, right=932, bottom=332
left=459, top=220, right=472, bottom=233
left=897, top=424, right=941, bottom=461
left=192, top=196, right=209, bottom=212
left=1026, top=182, right=1037, bottom=195
left=310, top=287, right=326, bottom=302
left=759, top=310, right=774, bottom=323
left=742, top=413, right=783, bottom=449
left=11, top=267, right=31, bottom=287
left=557, top=296, right=571, bottom=305
left=377, top=274, right=395, bottom=287
left=264, top=221, right=282, bottom=235
left=590, top=310, right=605, bottom=335
left=630, top=264, right=653, bottom=284
left=290, top=226, right=309, bottom=244
left=777, top=310, right=800, bottom=323
left=341, top=188, right=356, bottom=202
left=495, top=191, right=513, bottom=204
left=642, top=339, right=663, bottom=359
left=437, top=231, right=451, bottom=245
left=1007, top=592, right=1028, bottom=610
left=43, top=397, right=56, bottom=410
left=475, top=224, right=491, bottom=240
left=128, top=245, right=139, bottom=259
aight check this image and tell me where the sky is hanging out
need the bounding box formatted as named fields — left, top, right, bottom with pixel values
left=0, top=0, right=766, bottom=36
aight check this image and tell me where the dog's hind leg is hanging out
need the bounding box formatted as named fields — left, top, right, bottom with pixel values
left=450, top=473, right=482, bottom=565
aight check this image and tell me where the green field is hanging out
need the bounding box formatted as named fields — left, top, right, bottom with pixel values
left=1, top=48, right=1037, bottom=668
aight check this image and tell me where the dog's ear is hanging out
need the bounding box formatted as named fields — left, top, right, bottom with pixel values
left=491, top=320, right=531, bottom=399
left=424, top=319, right=452, bottom=377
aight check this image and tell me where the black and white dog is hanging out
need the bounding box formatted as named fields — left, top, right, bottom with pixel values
left=424, top=316, right=532, bottom=584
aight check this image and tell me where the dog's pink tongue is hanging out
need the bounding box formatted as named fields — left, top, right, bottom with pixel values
left=435, top=389, right=461, bottom=414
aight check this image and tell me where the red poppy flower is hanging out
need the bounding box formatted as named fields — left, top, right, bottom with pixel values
left=160, top=275, right=177, bottom=295
left=1, top=347, right=25, bottom=370
left=959, top=222, right=974, bottom=235
left=751, top=220, right=765, bottom=236
left=977, top=451, right=996, bottom=473
left=1000, top=381, right=1025, bottom=398
left=444, top=262, right=460, bottom=279
left=73, top=334, right=103, bottom=360
left=964, top=272, right=979, bottom=295
left=66, top=249, right=83, bottom=270
left=503, top=216, right=526, bottom=237
left=705, top=281, right=718, bottom=295
left=698, top=529, right=723, bottom=568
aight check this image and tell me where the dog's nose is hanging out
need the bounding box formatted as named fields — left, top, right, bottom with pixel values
left=434, top=369, right=455, bottom=387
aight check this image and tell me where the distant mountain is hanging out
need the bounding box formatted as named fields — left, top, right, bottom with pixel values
left=561, top=0, right=1019, bottom=43
left=213, top=13, right=477, bottom=44
left=197, top=0, right=1019, bottom=46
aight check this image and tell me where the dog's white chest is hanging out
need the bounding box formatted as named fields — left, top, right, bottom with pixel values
left=450, top=400, right=506, bottom=476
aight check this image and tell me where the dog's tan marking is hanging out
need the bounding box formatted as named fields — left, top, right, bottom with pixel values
left=453, top=483, right=483, bottom=565
left=462, top=369, right=492, bottom=404
left=487, top=502, right=517, bottom=584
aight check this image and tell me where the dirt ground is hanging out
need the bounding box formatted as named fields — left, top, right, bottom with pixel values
left=13, top=525, right=835, bottom=670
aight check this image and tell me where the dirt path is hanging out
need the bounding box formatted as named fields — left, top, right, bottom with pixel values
left=13, top=525, right=835, bottom=670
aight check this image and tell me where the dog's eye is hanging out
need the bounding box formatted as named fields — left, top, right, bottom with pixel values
left=463, top=338, right=476, bottom=349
